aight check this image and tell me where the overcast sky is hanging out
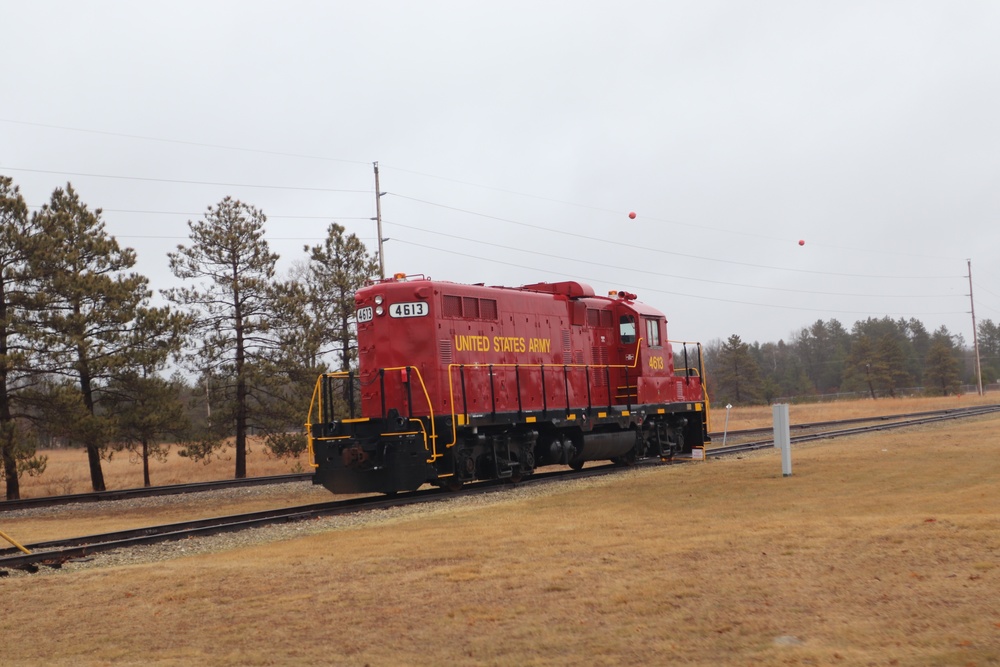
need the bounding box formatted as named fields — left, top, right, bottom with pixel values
left=2, top=1, right=999, bottom=346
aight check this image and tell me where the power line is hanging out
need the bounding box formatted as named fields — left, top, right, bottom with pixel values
left=115, top=234, right=374, bottom=242
left=4, top=162, right=972, bottom=288
left=0, top=118, right=370, bottom=166
left=1, top=118, right=970, bottom=263
left=2, top=166, right=370, bottom=193
left=387, top=193, right=964, bottom=280
left=384, top=219, right=957, bottom=299
left=390, top=238, right=968, bottom=318
left=973, top=281, right=1000, bottom=302
left=381, top=164, right=963, bottom=261
left=24, top=204, right=372, bottom=221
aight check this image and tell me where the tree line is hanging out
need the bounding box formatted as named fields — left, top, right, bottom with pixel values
left=702, top=316, right=1000, bottom=407
left=1, top=176, right=376, bottom=499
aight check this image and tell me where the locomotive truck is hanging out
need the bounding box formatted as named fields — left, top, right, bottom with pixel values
left=306, top=274, right=711, bottom=494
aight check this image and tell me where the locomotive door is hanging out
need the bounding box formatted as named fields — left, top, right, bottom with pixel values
left=641, top=315, right=666, bottom=374
left=615, top=309, right=641, bottom=405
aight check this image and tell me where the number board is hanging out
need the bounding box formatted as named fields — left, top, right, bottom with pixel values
left=356, top=306, right=374, bottom=323
left=389, top=301, right=429, bottom=318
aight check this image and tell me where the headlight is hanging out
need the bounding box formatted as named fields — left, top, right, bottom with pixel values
left=374, top=295, right=384, bottom=305
left=375, top=305, right=384, bottom=316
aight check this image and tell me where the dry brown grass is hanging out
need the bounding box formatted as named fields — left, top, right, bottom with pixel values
left=12, top=438, right=305, bottom=499
left=2, top=399, right=1000, bottom=666
left=1, top=485, right=332, bottom=544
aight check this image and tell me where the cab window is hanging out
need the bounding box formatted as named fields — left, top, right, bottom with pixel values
left=619, top=315, right=636, bottom=344
left=645, top=317, right=661, bottom=347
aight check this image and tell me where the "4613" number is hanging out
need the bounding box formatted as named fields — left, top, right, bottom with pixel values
left=389, top=301, right=428, bottom=318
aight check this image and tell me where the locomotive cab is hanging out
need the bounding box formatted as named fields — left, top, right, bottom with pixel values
left=599, top=291, right=682, bottom=407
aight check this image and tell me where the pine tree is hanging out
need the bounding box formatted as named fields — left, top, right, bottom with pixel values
left=106, top=371, right=190, bottom=486
left=303, top=222, right=379, bottom=371
left=872, top=334, right=911, bottom=398
left=165, top=197, right=281, bottom=478
left=796, top=319, right=850, bottom=394
left=906, top=318, right=931, bottom=384
left=0, top=176, right=48, bottom=499
left=103, top=306, right=191, bottom=486
left=29, top=184, right=159, bottom=492
left=711, top=334, right=763, bottom=404
left=250, top=284, right=318, bottom=463
left=924, top=327, right=962, bottom=396
left=977, top=319, right=1000, bottom=384
left=841, top=335, right=873, bottom=398
left=843, top=318, right=913, bottom=399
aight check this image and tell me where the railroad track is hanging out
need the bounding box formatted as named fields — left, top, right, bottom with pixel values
left=707, top=404, right=1000, bottom=457
left=0, top=472, right=312, bottom=513
left=3, top=406, right=994, bottom=514
left=0, top=464, right=626, bottom=573
left=3, top=404, right=998, bottom=575
left=709, top=405, right=1000, bottom=441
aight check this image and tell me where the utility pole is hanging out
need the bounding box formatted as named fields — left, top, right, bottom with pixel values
left=968, top=259, right=984, bottom=396
left=373, top=162, right=386, bottom=279
left=967, top=259, right=983, bottom=396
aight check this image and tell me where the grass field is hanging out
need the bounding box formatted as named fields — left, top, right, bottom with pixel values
left=11, top=437, right=307, bottom=498
left=2, top=395, right=999, bottom=665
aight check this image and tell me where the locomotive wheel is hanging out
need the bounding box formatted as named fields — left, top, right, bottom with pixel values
left=569, top=460, right=584, bottom=471
left=446, top=478, right=464, bottom=492
left=507, top=471, right=523, bottom=484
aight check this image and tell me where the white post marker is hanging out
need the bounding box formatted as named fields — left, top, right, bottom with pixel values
left=772, top=403, right=792, bottom=477
left=721, top=403, right=733, bottom=448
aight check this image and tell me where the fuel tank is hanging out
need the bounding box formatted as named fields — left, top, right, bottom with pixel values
left=569, top=429, right=637, bottom=465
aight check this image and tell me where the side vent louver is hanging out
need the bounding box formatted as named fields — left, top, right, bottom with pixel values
left=439, top=339, right=453, bottom=364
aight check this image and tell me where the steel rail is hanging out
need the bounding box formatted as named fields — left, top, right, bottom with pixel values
left=0, top=473, right=312, bottom=513
left=709, top=404, right=1000, bottom=439
left=0, top=464, right=626, bottom=572
left=707, top=405, right=1000, bottom=457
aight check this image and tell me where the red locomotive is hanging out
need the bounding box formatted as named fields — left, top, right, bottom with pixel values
left=306, top=274, right=711, bottom=494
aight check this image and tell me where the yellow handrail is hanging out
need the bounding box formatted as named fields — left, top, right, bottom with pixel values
left=698, top=345, right=712, bottom=432
left=668, top=339, right=712, bottom=433
left=444, top=339, right=649, bottom=448
left=383, top=366, right=440, bottom=463
left=304, top=374, right=325, bottom=469
left=305, top=366, right=442, bottom=467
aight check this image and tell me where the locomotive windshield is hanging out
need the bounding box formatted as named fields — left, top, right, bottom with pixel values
left=619, top=314, right=637, bottom=344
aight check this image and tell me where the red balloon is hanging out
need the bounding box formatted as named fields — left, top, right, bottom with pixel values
left=628, top=211, right=636, bottom=219
left=798, top=239, right=805, bottom=246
